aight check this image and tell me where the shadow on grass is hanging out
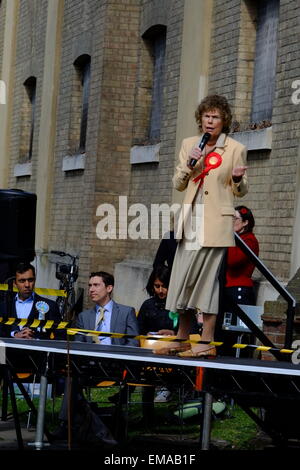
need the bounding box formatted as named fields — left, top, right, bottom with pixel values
left=1, top=385, right=261, bottom=450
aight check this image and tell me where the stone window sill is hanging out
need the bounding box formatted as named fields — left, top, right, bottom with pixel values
left=62, top=153, right=86, bottom=171
left=230, top=127, right=272, bottom=151
left=130, top=143, right=160, bottom=164
left=14, top=162, right=32, bottom=177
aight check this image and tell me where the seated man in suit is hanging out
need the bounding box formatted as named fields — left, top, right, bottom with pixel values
left=0, top=261, right=62, bottom=339
left=74, top=271, right=139, bottom=346
left=52, top=271, right=139, bottom=442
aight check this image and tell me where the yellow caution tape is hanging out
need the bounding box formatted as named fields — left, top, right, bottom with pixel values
left=233, top=343, right=248, bottom=349
left=35, top=287, right=67, bottom=297
left=57, top=322, right=69, bottom=329
left=256, top=346, right=271, bottom=352
left=0, top=317, right=297, bottom=356
left=66, top=329, right=77, bottom=336
left=30, top=319, right=41, bottom=328
left=0, top=284, right=67, bottom=297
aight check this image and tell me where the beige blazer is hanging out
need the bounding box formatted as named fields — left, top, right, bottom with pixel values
left=174, top=133, right=248, bottom=247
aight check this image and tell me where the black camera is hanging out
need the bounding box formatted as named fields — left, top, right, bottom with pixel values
left=55, top=263, right=78, bottom=282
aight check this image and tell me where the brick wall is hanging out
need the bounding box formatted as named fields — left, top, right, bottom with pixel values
left=49, top=0, right=108, bottom=289
left=267, top=0, right=300, bottom=278
left=1, top=0, right=300, bottom=308
left=208, top=0, right=300, bottom=282
left=128, top=0, right=185, bottom=264
left=90, top=0, right=140, bottom=275
left=8, top=0, right=48, bottom=193
left=234, top=0, right=256, bottom=124
left=209, top=0, right=241, bottom=104
left=49, top=0, right=141, bottom=295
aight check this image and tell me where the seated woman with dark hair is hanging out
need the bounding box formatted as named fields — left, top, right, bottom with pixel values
left=224, top=205, right=259, bottom=307
left=138, top=266, right=199, bottom=407
left=138, top=265, right=175, bottom=337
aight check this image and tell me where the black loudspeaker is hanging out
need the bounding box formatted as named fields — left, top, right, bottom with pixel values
left=0, top=189, right=36, bottom=263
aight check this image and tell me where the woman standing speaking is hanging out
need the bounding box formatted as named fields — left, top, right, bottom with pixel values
left=155, top=94, right=248, bottom=358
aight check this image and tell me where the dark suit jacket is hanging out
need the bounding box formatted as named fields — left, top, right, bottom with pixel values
left=74, top=300, right=139, bottom=347
left=0, top=293, right=63, bottom=339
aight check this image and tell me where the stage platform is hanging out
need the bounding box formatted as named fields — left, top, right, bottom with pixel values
left=1, top=337, right=299, bottom=376
left=1, top=338, right=300, bottom=450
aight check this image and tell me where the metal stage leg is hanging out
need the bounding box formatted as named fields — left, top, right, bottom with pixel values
left=200, top=391, right=213, bottom=450
left=15, top=375, right=52, bottom=446
left=6, top=366, right=24, bottom=450
left=33, top=374, right=48, bottom=450
left=27, top=352, right=51, bottom=450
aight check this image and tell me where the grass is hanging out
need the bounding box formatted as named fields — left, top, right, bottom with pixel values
left=120, top=388, right=259, bottom=449
left=210, top=405, right=259, bottom=450
left=1, top=384, right=261, bottom=450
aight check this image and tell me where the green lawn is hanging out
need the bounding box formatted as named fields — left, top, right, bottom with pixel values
left=1, top=384, right=261, bottom=450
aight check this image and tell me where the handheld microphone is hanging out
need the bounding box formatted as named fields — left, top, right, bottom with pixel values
left=190, top=132, right=211, bottom=167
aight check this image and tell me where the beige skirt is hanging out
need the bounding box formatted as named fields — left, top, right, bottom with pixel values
left=166, top=240, right=225, bottom=315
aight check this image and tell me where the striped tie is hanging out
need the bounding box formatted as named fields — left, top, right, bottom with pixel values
left=96, top=306, right=105, bottom=328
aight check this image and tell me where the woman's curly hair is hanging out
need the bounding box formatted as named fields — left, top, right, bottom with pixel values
left=195, top=95, right=232, bottom=134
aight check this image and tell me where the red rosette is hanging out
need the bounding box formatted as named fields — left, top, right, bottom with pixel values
left=193, top=152, right=222, bottom=185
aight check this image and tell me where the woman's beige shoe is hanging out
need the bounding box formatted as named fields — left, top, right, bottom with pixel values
left=152, top=343, right=191, bottom=356
left=178, top=346, right=217, bottom=358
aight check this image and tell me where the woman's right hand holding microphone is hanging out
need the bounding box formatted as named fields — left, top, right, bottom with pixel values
left=187, top=147, right=203, bottom=170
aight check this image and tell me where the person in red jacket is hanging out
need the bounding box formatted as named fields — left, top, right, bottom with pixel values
left=224, top=205, right=259, bottom=308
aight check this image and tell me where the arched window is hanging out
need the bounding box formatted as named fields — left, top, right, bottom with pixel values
left=19, top=76, right=37, bottom=161
left=145, top=27, right=166, bottom=140
left=251, top=0, right=279, bottom=122
left=132, top=24, right=166, bottom=150
left=143, top=26, right=166, bottom=141
left=70, top=54, right=91, bottom=154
